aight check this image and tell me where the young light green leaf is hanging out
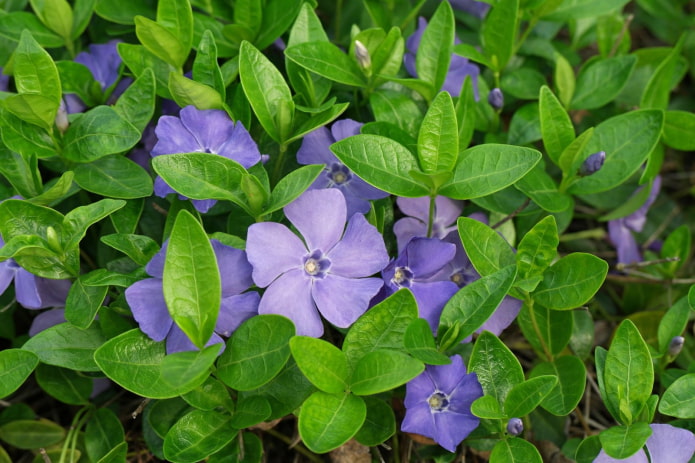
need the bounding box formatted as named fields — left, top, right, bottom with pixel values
left=416, top=1, right=454, bottom=92
left=571, top=55, right=636, bottom=110
left=554, top=52, right=575, bottom=108
left=64, top=276, right=108, bottom=329
left=440, top=144, right=542, bottom=199
left=455, top=76, right=477, bottom=150
left=515, top=216, right=558, bottom=292
left=168, top=72, right=225, bottom=110
left=156, top=0, right=193, bottom=53
left=417, top=91, right=458, bottom=174
left=349, top=350, right=424, bottom=396
left=370, top=89, right=423, bottom=138
left=532, top=253, right=608, bottom=310
left=290, top=336, right=349, bottom=394
left=471, top=395, right=506, bottom=419
left=657, top=296, right=690, bottom=354
left=0, top=349, right=39, bottom=399
left=12, top=30, right=62, bottom=104
left=599, top=423, right=651, bottom=460
left=134, top=15, right=188, bottom=68
left=658, top=373, right=695, bottom=418
left=481, top=0, right=519, bottom=73
left=62, top=198, right=126, bottom=250
left=193, top=30, right=225, bottom=98
left=658, top=224, right=690, bottom=278
left=457, top=216, right=516, bottom=277
left=558, top=127, right=594, bottom=181
left=263, top=164, right=323, bottom=215
left=163, top=210, right=220, bottom=349
left=298, top=391, right=366, bottom=454
left=285, top=41, right=367, bottom=88
left=30, top=0, right=73, bottom=41
left=117, top=42, right=177, bottom=99
left=469, top=331, right=524, bottom=404
left=539, top=86, right=574, bottom=165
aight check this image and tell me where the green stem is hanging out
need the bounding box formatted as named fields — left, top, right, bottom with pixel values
left=559, top=228, right=607, bottom=242
left=59, top=406, right=91, bottom=463
left=270, top=143, right=288, bottom=186
left=526, top=298, right=553, bottom=362
left=426, top=195, right=436, bottom=238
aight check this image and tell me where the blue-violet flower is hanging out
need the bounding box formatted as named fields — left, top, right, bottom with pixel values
left=246, top=189, right=389, bottom=337
left=393, top=196, right=463, bottom=253
left=402, top=355, right=483, bottom=452
left=579, top=151, right=606, bottom=176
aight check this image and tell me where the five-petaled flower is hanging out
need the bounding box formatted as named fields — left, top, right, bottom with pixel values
left=297, top=119, right=389, bottom=217
left=593, top=423, right=695, bottom=463
left=393, top=196, right=463, bottom=253
left=246, top=189, right=388, bottom=337
left=151, top=105, right=262, bottom=213
left=125, top=239, right=259, bottom=354
left=402, top=355, right=483, bottom=452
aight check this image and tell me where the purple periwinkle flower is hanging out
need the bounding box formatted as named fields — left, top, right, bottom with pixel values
left=404, top=17, right=480, bottom=99
left=246, top=189, right=389, bottom=337
left=151, top=105, right=262, bottom=213
left=402, top=355, right=483, bottom=452
left=579, top=151, right=606, bottom=176
left=297, top=119, right=389, bottom=216
left=75, top=40, right=123, bottom=91
left=594, top=423, right=695, bottom=463
left=668, top=336, right=685, bottom=357
left=449, top=0, right=490, bottom=18
left=393, top=196, right=463, bottom=253
left=0, top=68, right=9, bottom=92
left=0, top=237, right=72, bottom=310
left=124, top=239, right=260, bottom=354
left=488, top=87, right=504, bottom=110
left=608, top=176, right=661, bottom=266
left=506, top=417, right=523, bottom=436
left=379, top=237, right=458, bottom=333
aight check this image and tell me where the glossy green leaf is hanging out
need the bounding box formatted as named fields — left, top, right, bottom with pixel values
left=30, top=0, right=73, bottom=41
left=658, top=224, right=690, bottom=277
left=85, top=408, right=125, bottom=463
left=599, top=423, right=651, bottom=459
left=504, top=375, right=557, bottom=417
left=56, top=60, right=101, bottom=106
left=482, top=0, right=519, bottom=72
left=501, top=68, right=546, bottom=100
left=62, top=198, right=126, bottom=250
left=539, top=86, right=574, bottom=165
left=543, top=0, right=630, bottom=21
left=0, top=349, right=39, bottom=399
left=286, top=102, right=349, bottom=144
left=10, top=29, right=61, bottom=104
left=134, top=15, right=188, bottom=68
left=416, top=1, right=454, bottom=92
left=417, top=91, right=458, bottom=174
left=290, top=336, right=349, bottom=394
left=298, top=391, right=366, bottom=454
left=22, top=323, right=104, bottom=371
left=469, top=331, right=524, bottom=404
left=457, top=216, right=516, bottom=277
left=571, top=55, right=636, bottom=110
left=157, top=0, right=193, bottom=53
left=531, top=356, right=586, bottom=415
left=354, top=397, right=396, bottom=446
left=471, top=394, right=506, bottom=419
left=515, top=216, right=558, bottom=292
left=254, top=0, right=302, bottom=50
left=181, top=377, right=234, bottom=412
left=94, top=0, right=156, bottom=25
left=658, top=373, right=695, bottom=418
left=515, top=163, right=572, bottom=213
left=604, top=320, right=654, bottom=425
left=554, top=52, right=575, bottom=107
left=641, top=36, right=684, bottom=110
left=0, top=109, right=57, bottom=161
left=0, top=419, right=65, bottom=449
left=350, top=349, right=424, bottom=396
left=657, top=296, right=690, bottom=353
left=439, top=144, right=542, bottom=200
left=217, top=315, right=295, bottom=391
left=456, top=76, right=477, bottom=150
left=532, top=253, right=608, bottom=310
left=163, top=410, right=237, bottom=463
left=230, top=396, right=271, bottom=429
left=168, top=72, right=224, bottom=110
left=263, top=164, right=322, bottom=215
left=64, top=275, right=108, bottom=329
left=160, top=345, right=221, bottom=390
left=517, top=303, right=573, bottom=359
left=663, top=110, right=695, bottom=151
left=404, top=318, right=451, bottom=365
left=558, top=127, right=594, bottom=182
left=285, top=41, right=367, bottom=88
left=507, top=102, right=542, bottom=146
left=74, top=154, right=153, bottom=199
left=370, top=90, right=423, bottom=138
left=343, top=289, right=418, bottom=367
left=490, top=436, right=542, bottom=463
left=193, top=30, right=225, bottom=98
left=34, top=363, right=91, bottom=405
left=330, top=134, right=429, bottom=197
left=239, top=40, right=294, bottom=143
left=100, top=233, right=159, bottom=266
left=117, top=42, right=177, bottom=99
left=0, top=12, right=64, bottom=48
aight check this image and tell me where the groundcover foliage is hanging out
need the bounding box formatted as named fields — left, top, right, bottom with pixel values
left=1, top=0, right=695, bottom=461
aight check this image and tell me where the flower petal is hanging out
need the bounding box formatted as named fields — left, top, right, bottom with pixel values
left=393, top=217, right=427, bottom=253
left=397, top=196, right=430, bottom=223
left=296, top=126, right=337, bottom=165
left=328, top=214, right=389, bottom=277
left=645, top=423, right=695, bottom=463
left=211, top=240, right=253, bottom=296
left=151, top=115, right=202, bottom=155
left=426, top=355, right=468, bottom=395
left=432, top=409, right=480, bottom=452
left=179, top=106, right=235, bottom=153
left=216, top=292, right=260, bottom=337
left=477, top=296, right=522, bottom=336
left=284, top=189, right=346, bottom=253
left=412, top=280, right=459, bottom=333
left=153, top=176, right=176, bottom=198
left=403, top=369, right=437, bottom=408
left=191, top=199, right=218, bottom=213
left=125, top=278, right=173, bottom=342
left=145, top=242, right=167, bottom=278
left=215, top=121, right=261, bottom=168
left=29, top=309, right=67, bottom=336
left=330, top=119, right=362, bottom=141
left=15, top=269, right=70, bottom=309
left=593, top=449, right=648, bottom=463
left=258, top=269, right=323, bottom=337
left=608, top=219, right=642, bottom=265
left=407, top=238, right=456, bottom=279
left=0, top=262, right=17, bottom=296
left=166, top=323, right=225, bottom=354
left=401, top=403, right=437, bottom=442
left=246, top=222, right=307, bottom=287
left=312, top=274, right=383, bottom=328
left=434, top=196, right=464, bottom=228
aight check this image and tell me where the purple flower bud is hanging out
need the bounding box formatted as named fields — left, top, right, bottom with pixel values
left=506, top=417, right=523, bottom=436
left=579, top=151, right=606, bottom=176
left=668, top=336, right=685, bottom=357
left=354, top=40, right=371, bottom=74
left=488, top=88, right=503, bottom=110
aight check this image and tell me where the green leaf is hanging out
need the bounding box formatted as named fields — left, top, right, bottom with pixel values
left=416, top=1, right=454, bottom=92
left=440, top=144, right=542, bottom=199
left=457, top=216, right=516, bottom=277
left=239, top=40, right=294, bottom=143
left=0, top=349, right=38, bottom=399
left=501, top=68, right=546, bottom=100
left=113, top=68, right=156, bottom=133
left=254, top=0, right=302, bottom=50
left=0, top=419, right=65, bottom=450
left=94, top=0, right=156, bottom=25
left=0, top=12, right=63, bottom=48
left=482, top=0, right=519, bottom=72
left=35, top=363, right=91, bottom=405
left=554, top=52, right=575, bottom=107
left=507, top=102, right=542, bottom=146
left=469, top=331, right=524, bottom=403
left=12, top=29, right=61, bottom=104
left=514, top=163, right=572, bottom=213
left=100, top=233, right=159, bottom=266
left=0, top=109, right=57, bottom=160
left=85, top=408, right=125, bottom=463
left=557, top=127, right=594, bottom=180
left=343, top=289, right=418, bottom=367
left=64, top=275, right=108, bottom=329
left=657, top=296, right=690, bottom=354
left=168, top=72, right=225, bottom=110
left=62, top=106, right=141, bottom=163
left=542, top=0, right=630, bottom=20
left=298, top=391, right=366, bottom=454
left=599, top=423, right=651, bottom=459
left=134, top=15, right=188, bottom=68
left=286, top=102, right=350, bottom=144
left=404, top=318, right=451, bottom=365
left=193, top=30, right=225, bottom=98
left=539, top=86, right=574, bottom=165
left=156, top=0, right=193, bottom=53
left=217, top=315, right=295, bottom=391
left=455, top=76, right=477, bottom=150
left=490, top=436, right=542, bottom=463
left=604, top=320, right=654, bottom=425
left=163, top=410, right=237, bottom=463
left=62, top=198, right=126, bottom=250
left=4, top=93, right=59, bottom=131
left=532, top=253, right=608, bottom=310
left=453, top=43, right=493, bottom=69
left=290, top=336, right=349, bottom=394
left=285, top=41, right=367, bottom=88
left=233, top=0, right=262, bottom=38
left=641, top=36, right=684, bottom=110
left=354, top=397, right=396, bottom=446
left=663, top=110, right=695, bottom=151
left=152, top=152, right=250, bottom=213
left=570, top=55, right=636, bottom=110
left=160, top=345, right=221, bottom=391
left=263, top=164, right=322, bottom=215
left=658, top=224, right=690, bottom=278
left=350, top=350, right=424, bottom=396
left=117, top=42, right=177, bottom=99
left=56, top=60, right=101, bottom=106
left=658, top=373, right=695, bottom=418
left=518, top=303, right=573, bottom=359
left=163, top=210, right=220, bottom=348
left=471, top=395, right=506, bottom=419
left=230, top=396, right=271, bottom=429
left=515, top=216, right=558, bottom=292
left=94, top=329, right=207, bottom=398
left=30, top=0, right=73, bottom=41
left=70, top=0, right=95, bottom=39
left=417, top=91, right=458, bottom=174
left=74, top=154, right=153, bottom=199
left=330, top=134, right=429, bottom=197
left=504, top=375, right=557, bottom=418
left=439, top=265, right=517, bottom=342
left=530, top=356, right=586, bottom=416
left=181, top=376, right=234, bottom=412
left=23, top=323, right=105, bottom=371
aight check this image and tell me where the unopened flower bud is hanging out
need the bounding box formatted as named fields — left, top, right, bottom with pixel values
left=56, top=99, right=69, bottom=133
left=668, top=336, right=685, bottom=357
left=579, top=151, right=606, bottom=176
left=488, top=87, right=503, bottom=110
left=354, top=40, right=372, bottom=76
left=506, top=417, right=523, bottom=436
